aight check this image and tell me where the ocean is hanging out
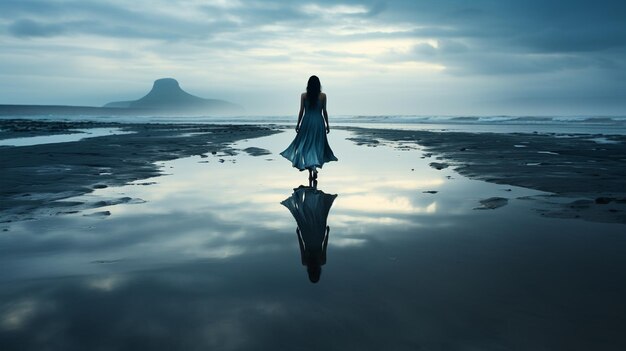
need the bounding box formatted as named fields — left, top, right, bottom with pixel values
left=2, top=114, right=626, bottom=135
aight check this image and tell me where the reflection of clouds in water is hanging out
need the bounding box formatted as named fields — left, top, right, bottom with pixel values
left=2, top=130, right=492, bottom=283
left=1, top=210, right=290, bottom=281
left=86, top=275, right=126, bottom=292
left=332, top=215, right=418, bottom=227
left=182, top=245, right=246, bottom=260
left=326, top=177, right=446, bottom=193
left=0, top=271, right=337, bottom=351
left=0, top=272, right=298, bottom=350
left=3, top=131, right=622, bottom=349
left=85, top=130, right=448, bottom=226
left=330, top=238, right=367, bottom=248
left=92, top=155, right=301, bottom=219
left=1, top=299, right=40, bottom=331
left=339, top=195, right=437, bottom=214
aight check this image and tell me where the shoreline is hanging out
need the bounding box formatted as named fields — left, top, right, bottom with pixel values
left=342, top=126, right=626, bottom=223
left=0, top=119, right=280, bottom=223
left=1, top=119, right=625, bottom=225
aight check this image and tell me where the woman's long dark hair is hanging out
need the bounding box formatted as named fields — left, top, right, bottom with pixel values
left=306, top=75, right=321, bottom=108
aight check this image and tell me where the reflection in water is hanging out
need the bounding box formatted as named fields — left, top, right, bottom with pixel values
left=281, top=184, right=337, bottom=283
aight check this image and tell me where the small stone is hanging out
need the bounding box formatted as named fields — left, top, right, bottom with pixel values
left=243, top=147, right=271, bottom=156
left=475, top=197, right=508, bottom=210
left=595, top=197, right=614, bottom=204
left=84, top=211, right=111, bottom=218
left=429, top=162, right=449, bottom=170
left=569, top=199, right=593, bottom=209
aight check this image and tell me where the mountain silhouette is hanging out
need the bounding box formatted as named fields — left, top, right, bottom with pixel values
left=104, top=78, right=243, bottom=115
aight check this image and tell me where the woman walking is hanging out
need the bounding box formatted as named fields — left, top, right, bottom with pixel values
left=280, top=75, right=338, bottom=180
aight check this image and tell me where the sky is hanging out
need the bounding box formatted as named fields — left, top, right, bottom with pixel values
left=1, top=0, right=625, bottom=116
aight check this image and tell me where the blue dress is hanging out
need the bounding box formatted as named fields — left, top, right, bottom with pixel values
left=281, top=186, right=337, bottom=265
left=280, top=98, right=338, bottom=171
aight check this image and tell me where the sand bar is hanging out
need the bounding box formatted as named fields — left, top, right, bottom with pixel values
left=343, top=126, right=626, bottom=223
left=0, top=119, right=279, bottom=222
left=2, top=119, right=626, bottom=224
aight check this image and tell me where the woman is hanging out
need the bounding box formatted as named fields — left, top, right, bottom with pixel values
left=280, top=75, right=338, bottom=180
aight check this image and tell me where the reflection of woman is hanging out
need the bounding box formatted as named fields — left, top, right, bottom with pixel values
left=280, top=75, right=338, bottom=181
left=281, top=185, right=337, bottom=283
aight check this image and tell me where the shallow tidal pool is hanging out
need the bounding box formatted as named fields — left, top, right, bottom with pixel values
left=1, top=129, right=625, bottom=350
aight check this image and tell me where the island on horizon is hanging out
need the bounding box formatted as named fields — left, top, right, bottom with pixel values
left=0, top=78, right=244, bottom=117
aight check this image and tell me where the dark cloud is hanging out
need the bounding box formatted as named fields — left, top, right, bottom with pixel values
left=2, top=0, right=625, bottom=53
left=0, top=0, right=625, bottom=113
left=2, top=1, right=240, bottom=41
left=8, top=18, right=67, bottom=38
left=375, top=0, right=626, bottom=77
left=356, top=0, right=624, bottom=60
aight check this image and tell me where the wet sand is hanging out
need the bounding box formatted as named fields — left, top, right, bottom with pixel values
left=0, top=119, right=279, bottom=223
left=2, top=120, right=626, bottom=225
left=1, top=120, right=625, bottom=350
left=343, top=127, right=626, bottom=224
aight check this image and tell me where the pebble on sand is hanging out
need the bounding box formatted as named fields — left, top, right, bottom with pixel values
left=429, top=162, right=449, bottom=170
left=475, top=197, right=509, bottom=210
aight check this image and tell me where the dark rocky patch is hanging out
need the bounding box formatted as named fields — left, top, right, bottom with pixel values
left=243, top=147, right=271, bottom=156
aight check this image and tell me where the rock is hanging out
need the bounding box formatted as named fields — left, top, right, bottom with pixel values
left=243, top=147, right=271, bottom=156
left=429, top=162, right=449, bottom=170
left=92, top=197, right=143, bottom=208
left=595, top=197, right=614, bottom=204
left=84, top=211, right=111, bottom=218
left=568, top=199, right=594, bottom=209
left=475, top=197, right=508, bottom=210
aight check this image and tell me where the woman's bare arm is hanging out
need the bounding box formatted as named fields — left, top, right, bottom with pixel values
left=322, top=94, right=330, bottom=133
left=296, top=93, right=305, bottom=132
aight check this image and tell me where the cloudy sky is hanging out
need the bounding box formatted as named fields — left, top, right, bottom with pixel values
left=1, top=0, right=625, bottom=115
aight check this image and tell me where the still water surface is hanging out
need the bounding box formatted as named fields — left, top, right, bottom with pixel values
left=0, top=128, right=133, bottom=147
left=1, top=130, right=625, bottom=350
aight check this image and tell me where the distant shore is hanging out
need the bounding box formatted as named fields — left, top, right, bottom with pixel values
left=0, top=104, right=153, bottom=117
left=0, top=104, right=242, bottom=117
left=1, top=119, right=625, bottom=225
